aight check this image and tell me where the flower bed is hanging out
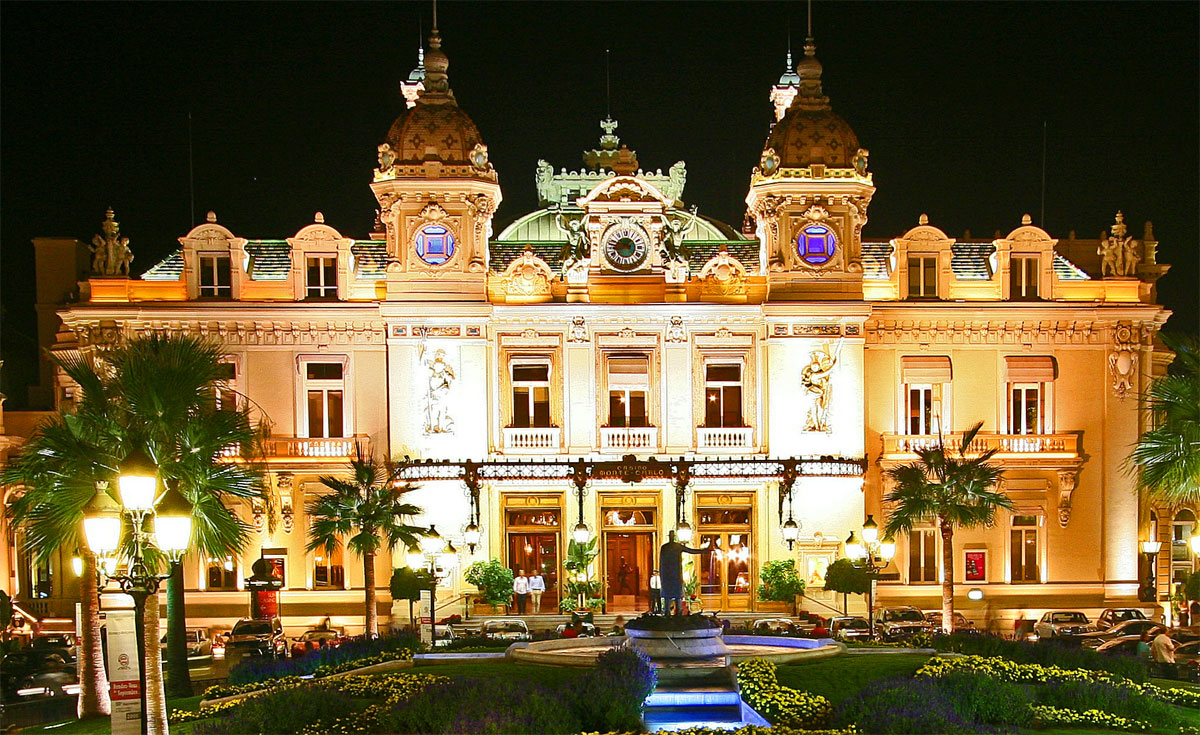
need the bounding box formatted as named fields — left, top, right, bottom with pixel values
left=227, top=631, right=418, bottom=685
left=1030, top=705, right=1156, bottom=733
left=930, top=631, right=1148, bottom=682
left=737, top=657, right=833, bottom=729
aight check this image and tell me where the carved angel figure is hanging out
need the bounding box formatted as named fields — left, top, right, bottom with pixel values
left=800, top=342, right=840, bottom=432
left=90, top=208, right=133, bottom=276
left=553, top=206, right=590, bottom=275
left=421, top=346, right=456, bottom=434
left=660, top=205, right=699, bottom=267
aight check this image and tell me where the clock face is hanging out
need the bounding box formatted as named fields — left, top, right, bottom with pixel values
left=603, top=225, right=650, bottom=271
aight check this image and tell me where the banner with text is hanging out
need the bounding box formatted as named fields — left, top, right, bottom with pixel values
left=105, top=611, right=141, bottom=735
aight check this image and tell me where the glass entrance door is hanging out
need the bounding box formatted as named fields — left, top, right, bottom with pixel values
left=508, top=534, right=558, bottom=612
left=602, top=506, right=657, bottom=611
left=696, top=504, right=753, bottom=611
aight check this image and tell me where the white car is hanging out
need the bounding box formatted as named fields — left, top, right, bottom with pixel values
left=1034, top=610, right=1093, bottom=639
left=482, top=619, right=531, bottom=642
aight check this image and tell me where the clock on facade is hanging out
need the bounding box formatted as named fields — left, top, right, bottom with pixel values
left=603, top=225, right=650, bottom=271
left=415, top=224, right=456, bottom=266
left=796, top=223, right=837, bottom=266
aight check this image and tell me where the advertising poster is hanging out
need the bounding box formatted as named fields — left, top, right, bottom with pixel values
left=419, top=590, right=433, bottom=646
left=105, top=611, right=141, bottom=735
left=964, top=550, right=987, bottom=582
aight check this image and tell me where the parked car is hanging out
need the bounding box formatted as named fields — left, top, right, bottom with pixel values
left=1095, top=636, right=1145, bottom=656
left=830, top=616, right=872, bottom=642
left=160, top=627, right=214, bottom=660
left=31, top=634, right=77, bottom=660
left=290, top=628, right=346, bottom=657
left=0, top=649, right=78, bottom=698
left=1034, top=610, right=1094, bottom=639
left=1096, top=608, right=1148, bottom=630
left=482, top=619, right=531, bottom=642
left=924, top=611, right=977, bottom=632
left=226, top=617, right=288, bottom=659
left=1079, top=620, right=1163, bottom=648
left=211, top=630, right=227, bottom=658
left=431, top=626, right=456, bottom=648
left=752, top=618, right=797, bottom=635
left=554, top=621, right=598, bottom=637
left=872, top=606, right=933, bottom=641
left=1173, top=640, right=1200, bottom=663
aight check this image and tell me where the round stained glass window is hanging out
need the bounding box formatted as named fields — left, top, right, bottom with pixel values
left=415, top=224, right=456, bottom=266
left=796, top=224, right=837, bottom=266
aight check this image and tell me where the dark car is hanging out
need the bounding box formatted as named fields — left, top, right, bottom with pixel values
left=31, top=634, right=77, bottom=659
left=924, top=611, right=977, bottom=633
left=226, top=618, right=288, bottom=659
left=1096, top=608, right=1148, bottom=630
left=1095, top=636, right=1145, bottom=657
left=872, top=606, right=933, bottom=641
left=291, top=629, right=347, bottom=657
left=1080, top=620, right=1163, bottom=648
left=0, top=649, right=79, bottom=699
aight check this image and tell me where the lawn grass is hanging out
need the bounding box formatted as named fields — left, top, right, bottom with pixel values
left=22, top=696, right=203, bottom=735
left=773, top=652, right=932, bottom=704
left=411, top=658, right=587, bottom=686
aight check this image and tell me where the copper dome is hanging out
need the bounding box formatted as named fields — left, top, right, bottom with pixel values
left=763, top=38, right=861, bottom=170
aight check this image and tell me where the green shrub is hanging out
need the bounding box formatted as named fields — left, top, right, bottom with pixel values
left=464, top=558, right=515, bottom=607
left=192, top=686, right=357, bottom=735
left=931, top=631, right=1149, bottom=682
left=936, top=671, right=1032, bottom=727
left=1034, top=678, right=1185, bottom=727
left=757, top=559, right=806, bottom=610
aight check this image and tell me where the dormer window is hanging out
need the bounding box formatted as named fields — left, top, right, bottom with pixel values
left=199, top=254, right=232, bottom=298
left=306, top=256, right=337, bottom=299
left=1010, top=256, right=1040, bottom=300
left=907, top=255, right=938, bottom=298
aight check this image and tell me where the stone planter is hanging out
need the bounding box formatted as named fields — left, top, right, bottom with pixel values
left=472, top=599, right=509, bottom=616
left=755, top=600, right=792, bottom=615
left=625, top=625, right=728, bottom=660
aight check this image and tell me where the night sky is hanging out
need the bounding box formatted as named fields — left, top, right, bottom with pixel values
left=2, top=1, right=1196, bottom=407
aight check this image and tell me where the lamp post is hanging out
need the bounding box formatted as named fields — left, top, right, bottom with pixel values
left=845, top=515, right=896, bottom=640
left=414, top=526, right=457, bottom=646
left=82, top=449, right=192, bottom=735
left=570, top=459, right=592, bottom=545
left=1140, top=539, right=1162, bottom=603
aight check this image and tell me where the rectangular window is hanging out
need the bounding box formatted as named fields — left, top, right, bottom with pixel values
left=704, top=363, right=743, bottom=427
left=607, top=356, right=649, bottom=427
left=206, top=557, right=237, bottom=590
left=1010, top=256, right=1040, bottom=300
left=313, top=544, right=345, bottom=588
left=303, top=361, right=345, bottom=438
left=199, top=255, right=232, bottom=297
left=215, top=361, right=238, bottom=411
left=905, top=384, right=942, bottom=435
left=1009, top=383, right=1041, bottom=435
left=1010, top=515, right=1040, bottom=583
left=306, top=256, right=337, bottom=299
left=512, top=364, right=551, bottom=428
left=907, top=255, right=938, bottom=298
left=909, top=529, right=938, bottom=583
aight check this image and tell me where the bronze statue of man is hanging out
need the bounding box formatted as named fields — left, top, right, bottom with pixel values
left=658, top=530, right=704, bottom=615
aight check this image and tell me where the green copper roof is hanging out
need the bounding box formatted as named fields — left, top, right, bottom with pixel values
left=495, top=207, right=746, bottom=243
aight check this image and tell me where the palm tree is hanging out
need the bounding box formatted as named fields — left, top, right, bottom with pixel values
left=306, top=450, right=426, bottom=636
left=4, top=334, right=265, bottom=719
left=1130, top=333, right=1200, bottom=506
left=882, top=421, right=1010, bottom=633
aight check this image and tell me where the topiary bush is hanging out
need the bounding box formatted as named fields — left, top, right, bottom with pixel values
left=572, top=648, right=658, bottom=732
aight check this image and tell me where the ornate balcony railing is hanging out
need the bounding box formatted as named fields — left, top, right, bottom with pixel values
left=220, top=435, right=369, bottom=463
left=599, top=426, right=659, bottom=453
left=696, top=427, right=756, bottom=453
left=502, top=426, right=561, bottom=454
left=881, top=432, right=1079, bottom=461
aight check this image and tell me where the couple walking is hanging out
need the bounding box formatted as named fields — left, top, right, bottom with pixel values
left=512, top=569, right=546, bottom=614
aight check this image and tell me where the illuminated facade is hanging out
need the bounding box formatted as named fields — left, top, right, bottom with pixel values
left=3, top=29, right=1175, bottom=634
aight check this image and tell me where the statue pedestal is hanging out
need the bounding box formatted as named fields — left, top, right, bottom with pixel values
left=625, top=625, right=728, bottom=660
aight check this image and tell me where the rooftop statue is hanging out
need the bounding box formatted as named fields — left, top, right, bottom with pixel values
left=90, top=207, right=134, bottom=277
left=553, top=206, right=590, bottom=276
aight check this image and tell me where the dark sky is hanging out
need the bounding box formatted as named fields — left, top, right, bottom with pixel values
left=3, top=1, right=1197, bottom=407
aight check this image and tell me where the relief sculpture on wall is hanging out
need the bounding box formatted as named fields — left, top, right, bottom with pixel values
left=420, top=339, right=456, bottom=434
left=801, top=341, right=841, bottom=433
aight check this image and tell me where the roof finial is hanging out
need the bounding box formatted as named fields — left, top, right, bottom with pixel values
left=605, top=48, right=612, bottom=120
left=420, top=0, right=454, bottom=102
left=807, top=0, right=813, bottom=38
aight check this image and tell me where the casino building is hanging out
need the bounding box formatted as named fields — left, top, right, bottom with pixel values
left=1, top=24, right=1176, bottom=635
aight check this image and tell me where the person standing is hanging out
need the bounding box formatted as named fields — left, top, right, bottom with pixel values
left=1151, top=628, right=1178, bottom=677
left=529, top=570, right=546, bottom=614
left=512, top=569, right=530, bottom=615
left=649, top=570, right=662, bottom=613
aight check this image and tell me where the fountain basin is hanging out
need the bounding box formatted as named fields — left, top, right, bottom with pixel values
left=626, top=625, right=729, bottom=660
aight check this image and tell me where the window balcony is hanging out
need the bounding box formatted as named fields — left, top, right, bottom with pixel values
left=502, top=426, right=561, bottom=454
left=221, top=435, right=369, bottom=463
left=881, top=432, right=1079, bottom=466
left=599, top=426, right=659, bottom=453
left=695, top=427, right=756, bottom=453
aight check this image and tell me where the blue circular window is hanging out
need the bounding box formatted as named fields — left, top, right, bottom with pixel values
left=797, top=224, right=837, bottom=265
left=415, top=224, right=456, bottom=266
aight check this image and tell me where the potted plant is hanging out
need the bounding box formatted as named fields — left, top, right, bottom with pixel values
left=464, top=559, right=514, bottom=615
left=756, top=559, right=806, bottom=616
left=561, top=538, right=603, bottom=612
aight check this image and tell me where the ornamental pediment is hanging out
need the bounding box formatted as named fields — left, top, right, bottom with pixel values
left=578, top=175, right=671, bottom=207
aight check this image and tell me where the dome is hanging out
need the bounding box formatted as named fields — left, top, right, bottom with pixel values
left=777, top=49, right=800, bottom=86
left=763, top=38, right=861, bottom=169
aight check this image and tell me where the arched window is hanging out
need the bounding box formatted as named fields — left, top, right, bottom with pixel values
left=796, top=223, right=837, bottom=266
left=414, top=224, right=456, bottom=266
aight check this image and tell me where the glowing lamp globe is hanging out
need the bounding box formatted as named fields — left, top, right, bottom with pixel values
left=421, top=526, right=446, bottom=556
left=463, top=522, right=481, bottom=549
left=1191, top=535, right=1200, bottom=556
left=438, top=542, right=458, bottom=572
left=71, top=556, right=84, bottom=577
left=223, top=556, right=235, bottom=572
left=861, top=515, right=879, bottom=545
left=1141, top=540, right=1162, bottom=555
left=967, top=588, right=984, bottom=601
left=154, top=482, right=194, bottom=557
left=676, top=522, right=694, bottom=544
left=844, top=531, right=865, bottom=561
left=879, top=537, right=897, bottom=561
left=82, top=487, right=122, bottom=555
left=118, top=447, right=159, bottom=512
left=406, top=551, right=424, bottom=569
left=782, top=518, right=800, bottom=544
left=572, top=522, right=591, bottom=544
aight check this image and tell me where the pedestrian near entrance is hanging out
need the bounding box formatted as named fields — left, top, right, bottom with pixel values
left=1136, top=631, right=1153, bottom=659
left=513, top=569, right=531, bottom=614
left=1151, top=629, right=1178, bottom=678
left=649, top=570, right=662, bottom=613
left=529, top=571, right=546, bottom=613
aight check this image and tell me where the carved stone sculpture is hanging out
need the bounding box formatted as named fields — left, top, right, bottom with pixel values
left=553, top=206, right=590, bottom=275
left=1098, top=211, right=1141, bottom=277
left=801, top=341, right=840, bottom=432
left=660, top=205, right=699, bottom=267
left=90, top=207, right=134, bottom=276
left=568, top=316, right=588, bottom=343
left=1109, top=323, right=1139, bottom=399
left=420, top=343, right=456, bottom=434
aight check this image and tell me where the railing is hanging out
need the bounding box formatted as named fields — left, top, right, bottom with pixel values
left=502, top=426, right=561, bottom=454
left=695, top=427, right=756, bottom=453
left=882, top=432, right=1079, bottom=459
left=220, top=435, right=369, bottom=462
left=600, top=426, right=659, bottom=452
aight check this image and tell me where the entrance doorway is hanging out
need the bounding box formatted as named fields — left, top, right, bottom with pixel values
left=696, top=500, right=753, bottom=611
left=601, top=504, right=657, bottom=611
left=504, top=504, right=561, bottom=613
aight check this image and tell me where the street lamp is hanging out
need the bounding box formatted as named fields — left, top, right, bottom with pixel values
left=1140, top=539, right=1163, bottom=602
left=846, top=516, right=895, bottom=639
left=414, top=526, right=457, bottom=645
left=82, top=452, right=192, bottom=735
